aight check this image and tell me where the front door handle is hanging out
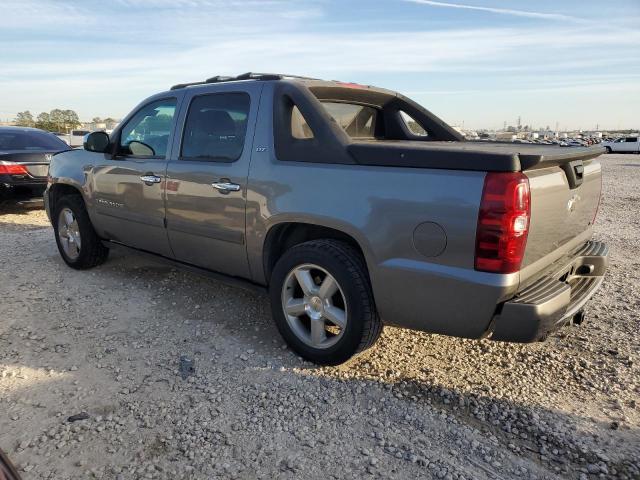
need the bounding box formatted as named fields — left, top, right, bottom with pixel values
left=140, top=174, right=161, bottom=185
left=212, top=180, right=241, bottom=193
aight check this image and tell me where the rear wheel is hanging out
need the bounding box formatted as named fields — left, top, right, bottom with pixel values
left=269, top=239, right=382, bottom=365
left=53, top=194, right=109, bottom=269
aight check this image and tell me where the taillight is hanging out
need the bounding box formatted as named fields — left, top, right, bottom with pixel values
left=475, top=172, right=530, bottom=273
left=0, top=162, right=29, bottom=175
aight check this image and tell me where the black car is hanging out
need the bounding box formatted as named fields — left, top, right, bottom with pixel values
left=0, top=126, right=70, bottom=197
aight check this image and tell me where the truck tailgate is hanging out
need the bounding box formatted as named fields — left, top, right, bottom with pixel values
left=520, top=154, right=602, bottom=287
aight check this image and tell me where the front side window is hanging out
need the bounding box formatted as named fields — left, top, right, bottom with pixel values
left=321, top=102, right=377, bottom=138
left=181, top=93, right=250, bottom=162
left=119, top=98, right=177, bottom=157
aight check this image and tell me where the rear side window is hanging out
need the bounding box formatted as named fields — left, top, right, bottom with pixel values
left=291, top=106, right=314, bottom=139
left=321, top=102, right=377, bottom=138
left=625, top=137, right=638, bottom=142
left=181, top=93, right=250, bottom=162
left=400, top=111, right=428, bottom=137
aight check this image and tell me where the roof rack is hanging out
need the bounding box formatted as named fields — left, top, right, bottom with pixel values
left=170, top=72, right=320, bottom=90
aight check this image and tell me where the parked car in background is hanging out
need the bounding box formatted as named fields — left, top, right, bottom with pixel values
left=0, top=126, right=70, bottom=197
left=601, top=136, right=640, bottom=153
left=53, top=132, right=70, bottom=145
left=45, top=73, right=608, bottom=365
left=69, top=129, right=91, bottom=148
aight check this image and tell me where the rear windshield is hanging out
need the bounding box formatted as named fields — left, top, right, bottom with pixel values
left=0, top=130, right=69, bottom=151
left=291, top=102, right=378, bottom=139
left=322, top=102, right=377, bottom=138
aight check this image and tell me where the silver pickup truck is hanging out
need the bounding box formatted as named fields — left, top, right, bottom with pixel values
left=45, top=73, right=608, bottom=365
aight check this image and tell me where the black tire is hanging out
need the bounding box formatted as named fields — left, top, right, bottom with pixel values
left=605, top=147, right=612, bottom=154
left=269, top=239, right=382, bottom=365
left=53, top=194, right=109, bottom=269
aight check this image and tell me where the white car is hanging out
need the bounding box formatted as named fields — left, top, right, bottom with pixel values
left=601, top=136, right=640, bottom=153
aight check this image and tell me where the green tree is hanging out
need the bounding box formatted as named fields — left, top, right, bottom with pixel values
left=35, top=112, right=55, bottom=131
left=92, top=117, right=103, bottom=124
left=14, top=111, right=35, bottom=127
left=62, top=110, right=81, bottom=132
left=49, top=109, right=65, bottom=132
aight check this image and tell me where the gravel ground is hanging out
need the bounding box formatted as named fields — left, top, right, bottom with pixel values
left=0, top=154, right=638, bottom=480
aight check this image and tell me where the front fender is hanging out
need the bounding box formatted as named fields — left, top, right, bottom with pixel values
left=46, top=149, right=100, bottom=221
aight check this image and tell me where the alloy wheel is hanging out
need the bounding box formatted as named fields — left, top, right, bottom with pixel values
left=281, top=263, right=348, bottom=349
left=57, top=207, right=82, bottom=260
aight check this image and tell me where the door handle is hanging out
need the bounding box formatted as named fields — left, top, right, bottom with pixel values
left=140, top=174, right=162, bottom=185
left=211, top=180, right=241, bottom=193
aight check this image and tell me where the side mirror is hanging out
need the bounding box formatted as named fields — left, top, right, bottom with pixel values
left=83, top=131, right=110, bottom=153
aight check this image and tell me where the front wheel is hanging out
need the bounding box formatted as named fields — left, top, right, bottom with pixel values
left=269, top=239, right=382, bottom=365
left=605, top=146, right=612, bottom=153
left=53, top=194, right=109, bottom=269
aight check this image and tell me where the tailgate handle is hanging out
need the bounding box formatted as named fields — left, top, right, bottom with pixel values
left=561, top=160, right=584, bottom=189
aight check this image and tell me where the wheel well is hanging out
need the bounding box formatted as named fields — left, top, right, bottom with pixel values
left=263, top=222, right=367, bottom=283
left=48, top=184, right=83, bottom=213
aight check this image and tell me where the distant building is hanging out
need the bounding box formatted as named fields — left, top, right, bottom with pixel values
left=495, top=132, right=517, bottom=141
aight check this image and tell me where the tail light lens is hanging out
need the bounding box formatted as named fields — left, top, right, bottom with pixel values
left=475, top=172, right=531, bottom=273
left=0, top=162, right=29, bottom=175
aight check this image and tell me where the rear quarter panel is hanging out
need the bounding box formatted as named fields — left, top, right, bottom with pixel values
left=246, top=86, right=518, bottom=337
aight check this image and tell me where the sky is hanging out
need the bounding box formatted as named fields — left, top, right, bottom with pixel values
left=1, top=0, right=639, bottom=131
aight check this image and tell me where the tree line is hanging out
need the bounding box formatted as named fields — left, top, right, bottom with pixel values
left=14, top=110, right=81, bottom=133
left=13, top=110, right=119, bottom=133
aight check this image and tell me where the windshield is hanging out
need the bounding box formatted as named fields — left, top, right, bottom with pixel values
left=0, top=130, right=69, bottom=151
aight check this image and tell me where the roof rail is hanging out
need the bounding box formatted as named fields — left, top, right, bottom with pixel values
left=170, top=72, right=321, bottom=90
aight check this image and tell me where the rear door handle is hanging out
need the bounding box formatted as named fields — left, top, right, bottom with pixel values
left=212, top=180, right=240, bottom=193
left=140, top=174, right=162, bottom=185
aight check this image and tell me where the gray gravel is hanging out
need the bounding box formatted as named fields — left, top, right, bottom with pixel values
left=0, top=153, right=638, bottom=479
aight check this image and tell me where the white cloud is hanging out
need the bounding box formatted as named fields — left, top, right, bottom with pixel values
left=405, top=0, right=581, bottom=22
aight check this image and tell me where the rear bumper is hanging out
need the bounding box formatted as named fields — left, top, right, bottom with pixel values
left=0, top=173, right=47, bottom=187
left=489, top=241, right=608, bottom=342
